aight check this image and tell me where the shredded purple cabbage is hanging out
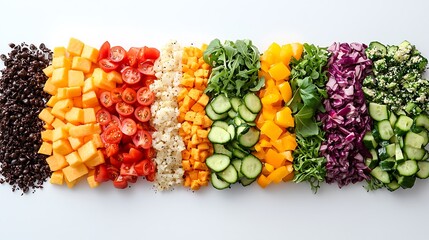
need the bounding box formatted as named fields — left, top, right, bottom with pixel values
left=318, top=43, right=373, bottom=187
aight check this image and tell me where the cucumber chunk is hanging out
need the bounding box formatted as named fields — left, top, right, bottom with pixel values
left=238, top=127, right=260, bottom=148
left=387, top=181, right=400, bottom=192
left=218, top=164, right=238, bottom=184
left=211, top=94, right=231, bottom=114
left=416, top=161, right=429, bottom=179
left=208, top=126, right=231, bottom=144
left=404, top=146, right=425, bottom=160
left=363, top=131, right=377, bottom=149
left=394, top=115, right=413, bottom=135
left=243, top=92, right=262, bottom=114
left=241, top=154, right=262, bottom=179
left=369, top=102, right=389, bottom=121
left=370, top=167, right=390, bottom=184
left=239, top=177, right=256, bottom=186
left=398, top=175, right=416, bottom=189
left=377, top=120, right=394, bottom=140
left=415, top=114, right=429, bottom=131
left=206, top=154, right=231, bottom=172
left=404, top=131, right=425, bottom=149
left=397, top=160, right=419, bottom=177
left=210, top=173, right=230, bottom=190
left=213, top=144, right=232, bottom=158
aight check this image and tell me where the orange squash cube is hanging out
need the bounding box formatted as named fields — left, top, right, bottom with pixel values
left=67, top=38, right=84, bottom=56
left=38, top=108, right=55, bottom=124
left=72, top=57, right=92, bottom=73
left=53, top=47, right=66, bottom=58
left=81, top=45, right=99, bottom=63
left=68, top=70, right=85, bottom=87
left=50, top=170, right=64, bottom=185
left=65, top=151, right=83, bottom=167
left=53, top=139, right=74, bottom=156
left=82, top=91, right=99, bottom=108
left=62, top=163, right=88, bottom=182
left=38, top=142, right=52, bottom=155
left=78, top=140, right=98, bottom=163
left=51, top=68, right=68, bottom=88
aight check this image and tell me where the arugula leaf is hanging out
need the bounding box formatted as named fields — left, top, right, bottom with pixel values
left=203, top=39, right=262, bottom=97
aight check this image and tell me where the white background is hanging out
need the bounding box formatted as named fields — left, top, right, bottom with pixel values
left=1, top=0, right=429, bottom=239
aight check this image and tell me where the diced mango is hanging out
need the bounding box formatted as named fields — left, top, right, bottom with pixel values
left=82, top=77, right=96, bottom=93
left=53, top=47, right=66, bottom=58
left=68, top=136, right=85, bottom=150
left=83, top=108, right=96, bottom=124
left=50, top=171, right=64, bottom=185
left=52, top=127, right=69, bottom=142
left=69, top=124, right=95, bottom=137
left=67, top=38, right=84, bottom=56
left=51, top=68, right=68, bottom=88
left=62, top=163, right=88, bottom=182
left=72, top=57, right=92, bottom=73
left=86, top=170, right=100, bottom=188
left=45, top=153, right=69, bottom=171
left=53, top=139, right=74, bottom=155
left=68, top=70, right=85, bottom=87
left=38, top=108, right=55, bottom=124
left=77, top=140, right=98, bottom=163
left=65, top=107, right=84, bottom=124
left=46, top=95, right=59, bottom=107
left=82, top=91, right=99, bottom=108
left=65, top=151, right=83, bottom=167
left=38, top=142, right=52, bottom=155
left=41, top=130, right=53, bottom=142
left=84, top=150, right=105, bottom=168
left=43, top=78, right=58, bottom=95
left=43, top=65, right=54, bottom=77
left=52, top=56, right=71, bottom=69
left=81, top=44, right=99, bottom=63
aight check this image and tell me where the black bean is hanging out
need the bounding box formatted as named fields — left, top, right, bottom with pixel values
left=0, top=42, right=52, bottom=194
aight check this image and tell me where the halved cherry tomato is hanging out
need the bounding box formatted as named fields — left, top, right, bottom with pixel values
left=127, top=47, right=141, bottom=67
left=121, top=88, right=137, bottom=104
left=121, top=66, right=141, bottom=84
left=98, top=41, right=110, bottom=62
left=138, top=60, right=155, bottom=75
left=135, top=159, right=153, bottom=176
left=146, top=172, right=156, bottom=182
left=107, top=165, right=119, bottom=181
left=120, top=163, right=138, bottom=177
left=121, top=118, right=137, bottom=136
left=133, top=129, right=152, bottom=149
left=138, top=122, right=156, bottom=132
left=142, top=147, right=156, bottom=159
left=115, top=102, right=134, bottom=117
left=144, top=47, right=160, bottom=60
left=134, top=106, right=151, bottom=123
left=102, top=125, right=122, bottom=144
left=110, top=115, right=121, bottom=127
left=105, top=143, right=119, bottom=157
left=96, top=109, right=112, bottom=126
left=100, top=91, right=113, bottom=108
left=109, top=46, right=127, bottom=63
left=95, top=164, right=109, bottom=183
left=99, top=58, right=119, bottom=72
left=124, top=175, right=138, bottom=183
left=137, top=47, right=146, bottom=63
left=143, top=75, right=157, bottom=87
left=123, top=148, right=143, bottom=163
left=113, top=175, right=128, bottom=189
left=136, top=87, right=155, bottom=106
left=109, top=154, right=123, bottom=168
left=111, top=88, right=123, bottom=103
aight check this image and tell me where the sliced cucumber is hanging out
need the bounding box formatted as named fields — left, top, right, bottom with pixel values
left=230, top=97, right=242, bottom=112
left=210, top=173, right=230, bottom=190
left=228, top=109, right=237, bottom=118
left=397, top=160, right=419, bottom=177
left=234, top=117, right=244, bottom=127
left=231, top=159, right=243, bottom=179
left=232, top=148, right=247, bottom=159
left=370, top=167, right=391, bottom=184
left=241, top=154, right=262, bottom=179
left=369, top=102, right=389, bottom=121
left=363, top=131, right=377, bottom=149
left=404, top=131, right=425, bottom=149
left=416, top=161, right=429, bottom=179
left=208, top=126, right=231, bottom=144
left=238, top=104, right=257, bottom=122
left=387, top=181, right=400, bottom=192
left=206, top=154, right=231, bottom=172
left=238, top=127, right=260, bottom=148
left=377, top=120, right=394, bottom=140
left=404, top=146, right=425, bottom=160
left=206, top=104, right=228, bottom=121
left=243, top=92, right=262, bottom=114
left=239, top=177, right=256, bottom=186
left=236, top=125, right=250, bottom=136
left=211, top=94, right=231, bottom=114
left=394, top=115, right=413, bottom=135
left=212, top=121, right=228, bottom=130
left=397, top=175, right=416, bottom=189
left=218, top=164, right=238, bottom=184
left=213, top=144, right=232, bottom=158
left=417, top=130, right=429, bottom=146
left=415, top=114, right=429, bottom=131
left=227, top=124, right=235, bottom=140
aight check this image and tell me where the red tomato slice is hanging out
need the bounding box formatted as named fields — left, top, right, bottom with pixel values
left=98, top=41, right=111, bottom=62
left=120, top=163, right=138, bottom=177
left=99, top=58, right=119, bottom=72
left=146, top=172, right=156, bottom=182
left=138, top=60, right=155, bottom=75
left=107, top=165, right=119, bottom=181
left=134, top=159, right=152, bottom=176
left=109, top=46, right=127, bottom=63
left=94, top=164, right=109, bottom=183
left=142, top=147, right=156, bottom=159
left=121, top=88, right=137, bottom=104
left=102, top=125, right=122, bottom=144
left=123, top=148, right=144, bottom=164
left=109, top=154, right=123, bottom=168
left=115, top=102, right=134, bottom=117
left=127, top=47, right=141, bottom=67
left=121, top=66, right=141, bottom=84
left=105, top=143, right=119, bottom=157
left=124, top=175, right=138, bottom=183
left=133, top=129, right=152, bottom=149
left=134, top=106, right=151, bottom=122
left=144, top=47, right=160, bottom=60
left=137, top=47, right=146, bottom=63
left=100, top=91, right=113, bottom=108
left=121, top=118, right=137, bottom=136
left=111, top=88, right=123, bottom=103
left=113, top=175, right=128, bottom=189
left=136, top=87, right=155, bottom=106
left=96, top=109, right=112, bottom=126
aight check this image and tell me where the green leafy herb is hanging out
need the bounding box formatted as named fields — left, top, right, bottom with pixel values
left=203, top=39, right=263, bottom=97
left=364, top=178, right=385, bottom=192
left=289, top=43, right=330, bottom=193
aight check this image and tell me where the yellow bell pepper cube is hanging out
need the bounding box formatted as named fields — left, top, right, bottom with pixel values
left=278, top=82, right=292, bottom=103
left=268, top=62, right=290, bottom=81
left=275, top=106, right=294, bottom=128
left=260, top=120, right=283, bottom=141
left=264, top=149, right=286, bottom=169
